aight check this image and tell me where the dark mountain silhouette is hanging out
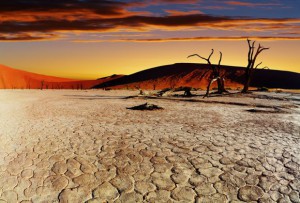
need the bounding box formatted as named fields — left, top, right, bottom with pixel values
left=93, top=63, right=300, bottom=90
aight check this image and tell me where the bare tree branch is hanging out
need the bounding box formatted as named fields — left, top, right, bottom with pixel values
left=255, top=62, right=262, bottom=69
left=218, top=51, right=222, bottom=67
left=253, top=44, right=269, bottom=63
left=247, top=39, right=252, bottom=60
left=188, top=49, right=214, bottom=66
left=187, top=54, right=208, bottom=62
left=250, top=41, right=255, bottom=60
left=208, top=49, right=214, bottom=61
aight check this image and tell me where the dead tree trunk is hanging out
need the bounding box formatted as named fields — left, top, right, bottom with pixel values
left=242, top=39, right=269, bottom=93
left=205, top=77, right=217, bottom=97
left=184, top=89, right=192, bottom=97
left=217, top=77, right=226, bottom=93
left=40, top=80, right=44, bottom=90
left=188, top=49, right=227, bottom=97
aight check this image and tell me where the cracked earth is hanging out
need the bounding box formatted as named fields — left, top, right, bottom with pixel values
left=0, top=90, right=299, bottom=203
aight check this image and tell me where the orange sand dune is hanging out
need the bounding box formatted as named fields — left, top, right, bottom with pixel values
left=0, top=64, right=123, bottom=89
left=94, top=63, right=300, bottom=90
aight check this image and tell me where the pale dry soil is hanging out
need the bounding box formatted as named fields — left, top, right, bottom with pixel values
left=0, top=90, right=299, bottom=203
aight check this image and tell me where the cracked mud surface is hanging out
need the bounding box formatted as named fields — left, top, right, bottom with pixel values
left=0, top=90, right=299, bottom=202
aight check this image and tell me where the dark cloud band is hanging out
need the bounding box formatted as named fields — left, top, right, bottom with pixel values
left=0, top=0, right=299, bottom=41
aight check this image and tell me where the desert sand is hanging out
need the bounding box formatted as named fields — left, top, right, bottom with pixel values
left=0, top=90, right=299, bottom=202
left=0, top=65, right=123, bottom=90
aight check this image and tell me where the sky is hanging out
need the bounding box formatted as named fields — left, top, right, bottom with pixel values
left=0, top=0, right=299, bottom=79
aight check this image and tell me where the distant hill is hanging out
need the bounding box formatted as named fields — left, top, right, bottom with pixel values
left=93, top=63, right=300, bottom=90
left=0, top=64, right=124, bottom=89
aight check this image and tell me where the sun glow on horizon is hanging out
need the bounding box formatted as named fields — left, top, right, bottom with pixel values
left=1, top=40, right=299, bottom=80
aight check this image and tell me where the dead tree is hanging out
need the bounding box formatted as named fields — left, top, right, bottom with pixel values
left=242, top=39, right=269, bottom=93
left=152, top=78, right=158, bottom=90
left=40, top=80, right=44, bottom=90
left=188, top=49, right=227, bottom=97
left=134, top=84, right=144, bottom=95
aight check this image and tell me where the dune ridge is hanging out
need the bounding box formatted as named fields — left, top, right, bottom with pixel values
left=1, top=63, right=299, bottom=90
left=94, top=63, right=300, bottom=90
left=0, top=64, right=123, bottom=89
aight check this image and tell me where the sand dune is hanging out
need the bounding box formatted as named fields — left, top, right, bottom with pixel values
left=0, top=64, right=123, bottom=89
left=94, top=63, right=300, bottom=90
left=1, top=63, right=299, bottom=90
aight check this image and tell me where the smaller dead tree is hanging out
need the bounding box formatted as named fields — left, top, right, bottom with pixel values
left=242, top=39, right=269, bottom=93
left=188, top=49, right=227, bottom=97
left=134, top=84, right=144, bottom=95
left=152, top=78, right=158, bottom=90
left=40, top=80, right=44, bottom=90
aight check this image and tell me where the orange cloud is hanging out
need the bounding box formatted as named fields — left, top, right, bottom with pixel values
left=0, top=33, right=59, bottom=41
left=225, top=1, right=281, bottom=7
left=164, top=10, right=204, bottom=16
left=73, top=36, right=300, bottom=43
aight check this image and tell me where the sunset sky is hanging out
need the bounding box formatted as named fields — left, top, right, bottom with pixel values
left=0, top=0, right=299, bottom=79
